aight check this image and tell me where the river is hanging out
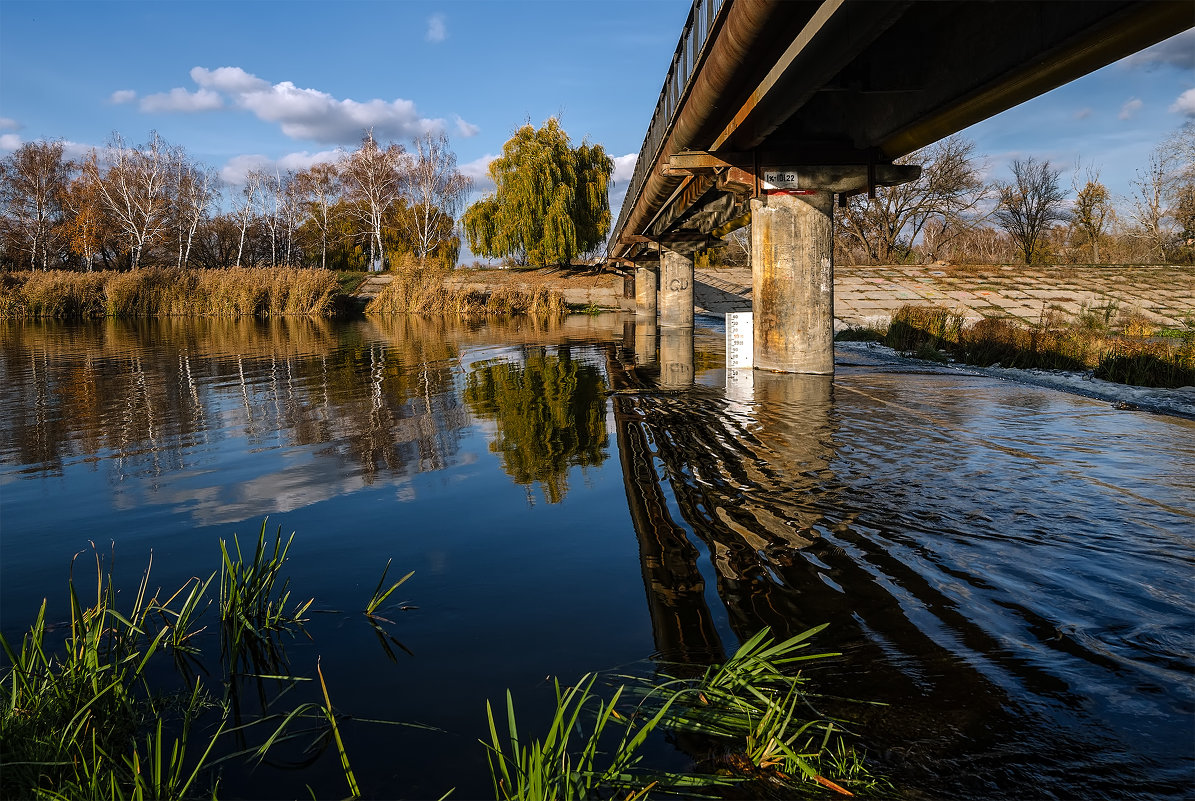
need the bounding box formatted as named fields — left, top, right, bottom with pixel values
left=1, top=315, right=1192, bottom=799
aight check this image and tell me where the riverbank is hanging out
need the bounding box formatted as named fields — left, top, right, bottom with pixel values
left=698, top=263, right=1194, bottom=331
left=6, top=263, right=1189, bottom=326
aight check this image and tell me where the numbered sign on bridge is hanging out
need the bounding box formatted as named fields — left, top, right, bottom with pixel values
left=726, top=311, right=753, bottom=369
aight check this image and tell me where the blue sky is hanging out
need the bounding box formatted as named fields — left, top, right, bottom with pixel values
left=1, top=0, right=1192, bottom=222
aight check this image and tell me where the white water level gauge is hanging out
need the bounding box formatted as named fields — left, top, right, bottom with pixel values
left=726, top=311, right=753, bottom=369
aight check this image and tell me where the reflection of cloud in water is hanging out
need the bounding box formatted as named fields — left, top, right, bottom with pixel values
left=110, top=446, right=481, bottom=526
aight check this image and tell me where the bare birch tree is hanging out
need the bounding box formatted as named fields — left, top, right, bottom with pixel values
left=280, top=171, right=303, bottom=266
left=234, top=170, right=264, bottom=268
left=0, top=139, right=71, bottom=269
left=1129, top=149, right=1176, bottom=260
left=293, top=162, right=340, bottom=270
left=92, top=131, right=175, bottom=269
left=173, top=159, right=216, bottom=268
left=340, top=130, right=407, bottom=271
left=402, top=131, right=470, bottom=264
left=258, top=171, right=284, bottom=266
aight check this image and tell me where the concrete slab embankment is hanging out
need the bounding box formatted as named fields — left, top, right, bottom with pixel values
left=696, top=264, right=1194, bottom=330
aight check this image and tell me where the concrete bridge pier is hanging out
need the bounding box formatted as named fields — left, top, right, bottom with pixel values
left=749, top=164, right=920, bottom=375
left=659, top=249, right=694, bottom=329
left=750, top=191, right=835, bottom=375
left=635, top=264, right=657, bottom=318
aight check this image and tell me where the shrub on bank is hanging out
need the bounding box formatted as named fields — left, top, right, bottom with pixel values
left=0, top=268, right=340, bottom=318
left=872, top=304, right=1194, bottom=388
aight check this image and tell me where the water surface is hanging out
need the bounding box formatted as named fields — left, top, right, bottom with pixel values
left=1, top=316, right=1192, bottom=799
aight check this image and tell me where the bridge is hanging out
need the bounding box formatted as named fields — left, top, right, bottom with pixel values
left=606, top=0, right=1191, bottom=374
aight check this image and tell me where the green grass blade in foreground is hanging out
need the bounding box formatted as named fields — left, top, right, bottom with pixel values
left=364, top=558, right=414, bottom=617
left=484, top=625, right=887, bottom=798
left=317, top=658, right=360, bottom=799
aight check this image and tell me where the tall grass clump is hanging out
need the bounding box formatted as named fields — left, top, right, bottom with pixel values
left=266, top=268, right=340, bottom=316
left=834, top=325, right=886, bottom=343
left=367, top=271, right=567, bottom=319
left=103, top=267, right=198, bottom=316
left=9, top=270, right=108, bottom=318
left=0, top=268, right=341, bottom=319
left=366, top=269, right=480, bottom=315
left=0, top=521, right=389, bottom=800
left=0, top=552, right=222, bottom=799
left=218, top=521, right=313, bottom=647
left=1094, top=339, right=1195, bottom=387
left=485, top=626, right=886, bottom=800
left=884, top=305, right=966, bottom=353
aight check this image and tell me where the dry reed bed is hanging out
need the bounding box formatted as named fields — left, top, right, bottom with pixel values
left=880, top=304, right=1195, bottom=387
left=366, top=272, right=568, bottom=318
left=0, top=268, right=340, bottom=318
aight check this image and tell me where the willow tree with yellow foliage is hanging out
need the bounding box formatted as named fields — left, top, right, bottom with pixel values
left=463, top=118, right=613, bottom=266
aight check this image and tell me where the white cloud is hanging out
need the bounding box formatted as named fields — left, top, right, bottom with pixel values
left=140, top=87, right=223, bottom=113
left=237, top=81, right=444, bottom=143
left=1072, top=107, right=1092, bottom=120
left=185, top=66, right=445, bottom=144
left=1118, top=98, right=1143, bottom=120
left=275, top=149, right=341, bottom=172
left=190, top=66, right=270, bottom=94
left=220, top=149, right=341, bottom=185
left=220, top=154, right=272, bottom=185
left=455, top=115, right=480, bottom=138
left=611, top=153, right=637, bottom=184
left=607, top=154, right=638, bottom=228
left=426, top=14, right=447, bottom=43
left=126, top=65, right=457, bottom=146
left=1124, top=29, right=1195, bottom=71
left=461, top=153, right=497, bottom=192
left=1168, top=88, right=1195, bottom=118
left=109, top=89, right=137, bottom=104
left=62, top=141, right=97, bottom=161
left=0, top=133, right=22, bottom=151
left=0, top=117, right=22, bottom=131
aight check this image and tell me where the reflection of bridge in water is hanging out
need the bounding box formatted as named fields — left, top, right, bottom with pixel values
left=611, top=324, right=835, bottom=664
left=607, top=322, right=1042, bottom=789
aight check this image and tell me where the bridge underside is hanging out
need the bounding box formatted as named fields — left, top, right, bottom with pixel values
left=610, top=0, right=1191, bottom=375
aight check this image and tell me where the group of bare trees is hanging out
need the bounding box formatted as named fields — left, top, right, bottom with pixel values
left=828, top=127, right=1194, bottom=267
left=0, top=129, right=471, bottom=273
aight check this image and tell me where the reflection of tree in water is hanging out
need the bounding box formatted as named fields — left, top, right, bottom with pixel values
left=464, top=346, right=608, bottom=504
left=0, top=317, right=466, bottom=485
